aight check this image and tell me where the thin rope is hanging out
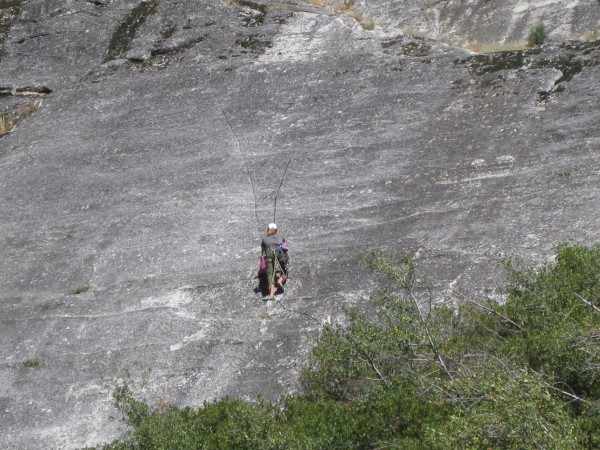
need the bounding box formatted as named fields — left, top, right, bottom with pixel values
left=216, top=99, right=262, bottom=234
left=272, top=153, right=292, bottom=223
left=276, top=299, right=320, bottom=322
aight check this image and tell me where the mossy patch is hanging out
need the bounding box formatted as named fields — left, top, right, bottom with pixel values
left=23, top=358, right=40, bottom=368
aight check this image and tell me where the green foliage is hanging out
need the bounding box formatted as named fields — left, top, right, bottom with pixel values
left=104, top=244, right=600, bottom=449
left=22, top=358, right=39, bottom=368
left=112, top=383, right=151, bottom=429
left=426, top=365, right=579, bottom=449
left=131, top=399, right=277, bottom=449
left=502, top=243, right=600, bottom=399
left=72, top=285, right=90, bottom=295
left=528, top=23, right=548, bottom=47
left=360, top=19, right=375, bottom=31
left=108, top=385, right=278, bottom=449
left=580, top=409, right=600, bottom=448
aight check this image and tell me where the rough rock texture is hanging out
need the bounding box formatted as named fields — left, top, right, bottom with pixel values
left=0, top=0, right=599, bottom=448
left=361, top=0, right=600, bottom=47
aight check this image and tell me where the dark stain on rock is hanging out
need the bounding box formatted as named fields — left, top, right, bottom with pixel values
left=536, top=40, right=599, bottom=101
left=553, top=40, right=600, bottom=81
left=455, top=49, right=538, bottom=76
left=541, top=56, right=583, bottom=83
left=151, top=35, right=208, bottom=57
left=273, top=15, right=288, bottom=25
left=104, top=0, right=159, bottom=63
left=227, top=0, right=267, bottom=27
left=381, top=37, right=401, bottom=49
left=560, top=39, right=600, bottom=55
left=235, top=34, right=272, bottom=55
left=0, top=0, right=25, bottom=7
left=239, top=8, right=265, bottom=27
left=381, top=36, right=430, bottom=57
left=403, top=41, right=431, bottom=57
left=15, top=85, right=52, bottom=95
left=232, top=0, right=267, bottom=14
left=457, top=40, right=599, bottom=103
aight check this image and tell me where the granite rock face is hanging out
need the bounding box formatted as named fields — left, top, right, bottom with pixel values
left=0, top=0, right=599, bottom=448
left=361, top=0, right=600, bottom=47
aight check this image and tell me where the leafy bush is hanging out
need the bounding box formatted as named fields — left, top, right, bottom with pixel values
left=425, top=365, right=579, bottom=449
left=22, top=358, right=40, bottom=368
left=502, top=243, right=600, bottom=399
left=105, top=386, right=279, bottom=450
left=103, top=244, right=600, bottom=449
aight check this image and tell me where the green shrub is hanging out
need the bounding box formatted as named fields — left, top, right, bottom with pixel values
left=23, top=358, right=40, bottom=368
left=108, top=386, right=278, bottom=449
left=361, top=19, right=375, bottom=31
left=503, top=243, right=600, bottom=399
left=425, top=365, right=580, bottom=449
left=528, top=23, right=548, bottom=47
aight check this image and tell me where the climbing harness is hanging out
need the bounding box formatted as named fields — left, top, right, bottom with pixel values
left=262, top=244, right=287, bottom=279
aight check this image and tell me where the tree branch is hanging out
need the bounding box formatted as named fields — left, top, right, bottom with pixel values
left=406, top=288, right=453, bottom=380
left=453, top=289, right=524, bottom=332
left=541, top=380, right=587, bottom=405
left=361, top=349, right=388, bottom=385
left=343, top=332, right=389, bottom=385
left=574, top=293, right=600, bottom=315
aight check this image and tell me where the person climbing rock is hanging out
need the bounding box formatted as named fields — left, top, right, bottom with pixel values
left=260, top=223, right=288, bottom=300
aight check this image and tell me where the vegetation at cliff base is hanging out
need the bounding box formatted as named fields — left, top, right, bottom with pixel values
left=102, top=243, right=600, bottom=449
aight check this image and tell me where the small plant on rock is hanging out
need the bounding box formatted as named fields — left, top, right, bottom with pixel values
left=23, top=358, right=40, bottom=368
left=334, top=0, right=355, bottom=14
left=528, top=23, right=548, bottom=47
left=360, top=19, right=376, bottom=31
left=72, top=285, right=90, bottom=295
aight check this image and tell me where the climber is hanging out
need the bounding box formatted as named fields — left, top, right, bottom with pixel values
left=260, top=223, right=289, bottom=300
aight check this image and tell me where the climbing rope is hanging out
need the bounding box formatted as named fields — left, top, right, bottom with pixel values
left=213, top=10, right=361, bottom=322
left=216, top=100, right=262, bottom=234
